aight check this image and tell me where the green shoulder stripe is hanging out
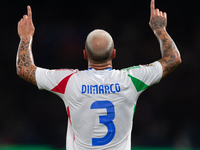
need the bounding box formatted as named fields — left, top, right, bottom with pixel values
left=122, top=66, right=140, bottom=72
left=128, top=74, right=149, bottom=92
left=133, top=104, right=136, bottom=119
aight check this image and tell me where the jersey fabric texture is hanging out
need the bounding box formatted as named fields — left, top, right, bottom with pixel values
left=35, top=61, right=163, bottom=150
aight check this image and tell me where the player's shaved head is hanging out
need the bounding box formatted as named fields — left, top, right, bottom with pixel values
left=85, top=29, right=114, bottom=63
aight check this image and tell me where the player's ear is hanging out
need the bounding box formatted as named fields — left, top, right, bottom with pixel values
left=112, top=49, right=116, bottom=58
left=83, top=50, right=88, bottom=59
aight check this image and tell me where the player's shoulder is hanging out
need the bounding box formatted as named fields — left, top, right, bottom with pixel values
left=121, top=65, right=141, bottom=72
left=121, top=61, right=161, bottom=73
left=54, top=68, right=78, bottom=73
left=40, top=68, right=79, bottom=79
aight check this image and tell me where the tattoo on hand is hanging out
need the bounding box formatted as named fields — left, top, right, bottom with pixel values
left=150, top=16, right=167, bottom=30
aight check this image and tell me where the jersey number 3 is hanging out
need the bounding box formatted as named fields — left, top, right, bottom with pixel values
left=90, top=100, right=116, bottom=146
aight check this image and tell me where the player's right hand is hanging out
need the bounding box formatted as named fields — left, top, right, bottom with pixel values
left=18, top=6, right=35, bottom=38
left=149, top=0, right=167, bottom=31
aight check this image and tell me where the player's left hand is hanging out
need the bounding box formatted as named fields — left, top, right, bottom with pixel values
left=18, top=6, right=35, bottom=38
left=149, top=0, right=167, bottom=31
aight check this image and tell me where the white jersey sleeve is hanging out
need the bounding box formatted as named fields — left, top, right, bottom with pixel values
left=122, top=61, right=163, bottom=93
left=36, top=67, right=78, bottom=92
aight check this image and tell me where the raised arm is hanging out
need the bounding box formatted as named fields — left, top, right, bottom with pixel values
left=16, top=6, right=37, bottom=85
left=149, top=0, right=181, bottom=78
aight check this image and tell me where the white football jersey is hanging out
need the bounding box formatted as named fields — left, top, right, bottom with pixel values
left=36, top=61, right=162, bottom=150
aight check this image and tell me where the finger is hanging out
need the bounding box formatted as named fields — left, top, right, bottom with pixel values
left=27, top=5, right=32, bottom=20
left=163, top=12, right=167, bottom=19
left=150, top=0, right=155, bottom=17
left=150, top=0, right=155, bottom=11
left=23, top=15, right=28, bottom=24
left=23, top=15, right=28, bottom=19
left=160, top=11, right=163, bottom=16
left=155, top=9, right=159, bottom=16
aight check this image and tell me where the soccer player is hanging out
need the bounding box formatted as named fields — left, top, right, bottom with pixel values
left=16, top=0, right=181, bottom=149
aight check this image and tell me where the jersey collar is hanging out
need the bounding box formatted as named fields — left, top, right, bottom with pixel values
left=88, top=68, right=112, bottom=71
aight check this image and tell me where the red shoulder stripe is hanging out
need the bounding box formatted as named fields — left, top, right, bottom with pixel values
left=51, top=72, right=77, bottom=94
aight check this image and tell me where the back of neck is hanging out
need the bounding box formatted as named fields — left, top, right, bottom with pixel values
left=88, top=60, right=113, bottom=70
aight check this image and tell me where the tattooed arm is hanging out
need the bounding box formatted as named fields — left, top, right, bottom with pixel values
left=16, top=6, right=37, bottom=85
left=149, top=0, right=181, bottom=78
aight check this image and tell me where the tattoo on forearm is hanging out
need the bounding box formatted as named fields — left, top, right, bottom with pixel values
left=17, top=37, right=36, bottom=84
left=156, top=29, right=181, bottom=77
left=149, top=15, right=181, bottom=77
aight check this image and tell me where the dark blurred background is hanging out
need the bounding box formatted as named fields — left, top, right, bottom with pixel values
left=0, top=0, right=200, bottom=149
